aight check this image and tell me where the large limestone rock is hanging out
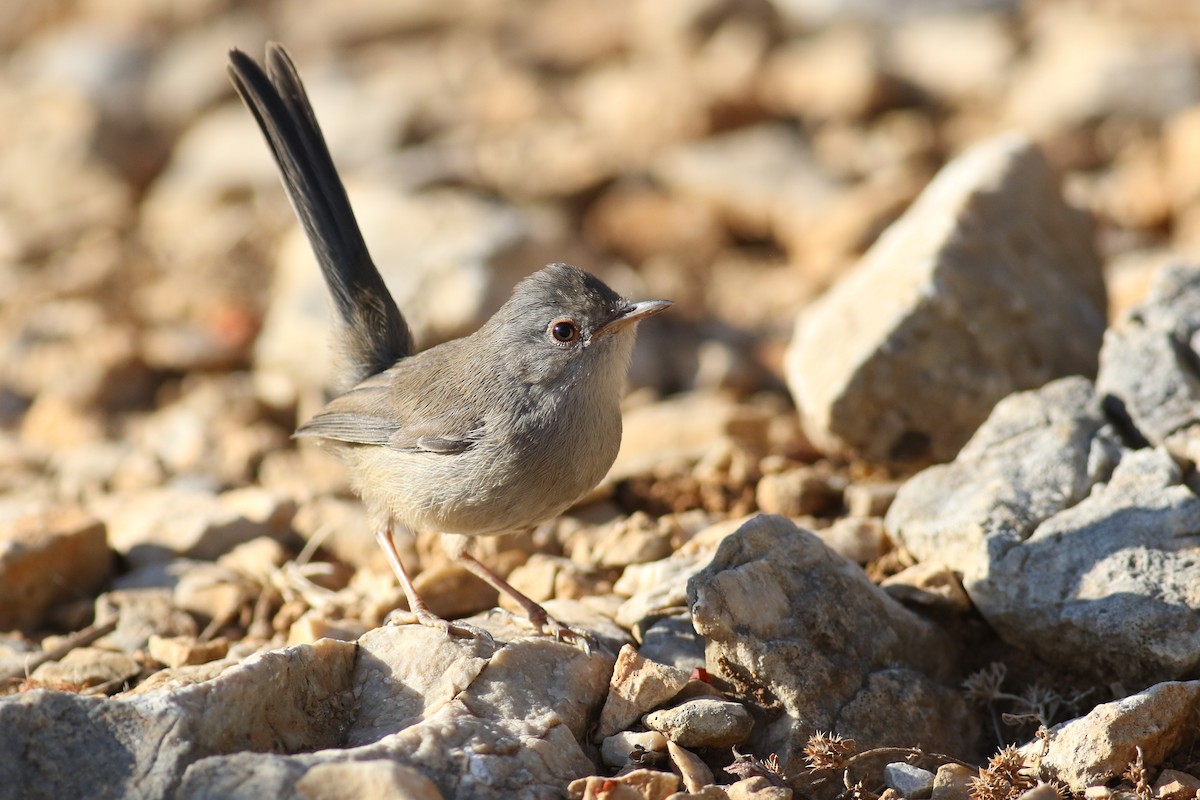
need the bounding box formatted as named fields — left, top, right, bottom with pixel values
left=888, top=374, right=1200, bottom=687
left=687, top=515, right=976, bottom=772
left=786, top=133, right=1105, bottom=465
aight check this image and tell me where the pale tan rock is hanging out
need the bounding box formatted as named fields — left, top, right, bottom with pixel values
left=570, top=512, right=677, bottom=570
left=568, top=769, right=680, bottom=800
left=30, top=647, right=140, bottom=689
left=1165, top=107, right=1200, bottom=213
left=147, top=635, right=229, bottom=669
left=653, top=123, right=840, bottom=246
left=610, top=392, right=771, bottom=483
left=1018, top=785, right=1063, bottom=800
left=644, top=698, right=754, bottom=749
left=293, top=760, right=444, bottom=800
left=759, top=25, right=883, bottom=121
left=19, top=393, right=107, bottom=449
left=287, top=613, right=368, bottom=646
left=95, top=588, right=198, bottom=653
left=725, top=776, right=792, bottom=799
left=584, top=184, right=726, bottom=269
left=172, top=562, right=256, bottom=625
left=689, top=515, right=974, bottom=764
left=1022, top=680, right=1200, bottom=790
left=844, top=482, right=900, bottom=518
left=504, top=554, right=611, bottom=605
left=754, top=467, right=844, bottom=518
left=1005, top=6, right=1200, bottom=134
left=292, top=496, right=390, bottom=573
left=411, top=562, right=499, bottom=620
left=90, top=486, right=295, bottom=567
left=886, top=14, right=1016, bottom=104
left=931, top=763, right=976, bottom=800
left=816, top=517, right=888, bottom=565
left=0, top=506, right=111, bottom=631
left=597, top=644, right=693, bottom=738
left=601, top=730, right=669, bottom=768
left=1152, top=769, right=1200, bottom=800
left=667, top=740, right=715, bottom=792
left=881, top=562, right=973, bottom=614
left=786, top=133, right=1104, bottom=465
left=216, top=536, right=289, bottom=585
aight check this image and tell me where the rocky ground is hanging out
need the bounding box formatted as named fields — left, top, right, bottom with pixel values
left=3, top=1, right=1200, bottom=799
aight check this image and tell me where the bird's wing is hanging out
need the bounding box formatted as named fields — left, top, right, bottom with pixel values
left=294, top=349, right=484, bottom=455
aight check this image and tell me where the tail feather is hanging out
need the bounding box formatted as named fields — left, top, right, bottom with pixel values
left=228, top=43, right=413, bottom=387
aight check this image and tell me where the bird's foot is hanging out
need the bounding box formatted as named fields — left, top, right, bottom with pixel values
left=519, top=605, right=597, bottom=656
left=384, top=607, right=496, bottom=651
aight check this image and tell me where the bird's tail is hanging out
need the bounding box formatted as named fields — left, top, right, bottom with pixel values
left=228, top=43, right=412, bottom=387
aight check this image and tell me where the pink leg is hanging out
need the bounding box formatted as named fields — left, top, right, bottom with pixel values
left=456, top=551, right=595, bottom=654
left=375, top=525, right=494, bottom=647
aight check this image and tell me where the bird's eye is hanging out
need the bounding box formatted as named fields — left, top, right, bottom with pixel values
left=549, top=319, right=580, bottom=344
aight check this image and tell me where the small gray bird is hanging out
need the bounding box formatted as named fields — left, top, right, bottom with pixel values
left=227, top=44, right=670, bottom=647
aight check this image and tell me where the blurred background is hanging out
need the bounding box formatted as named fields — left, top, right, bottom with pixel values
left=2, top=0, right=1200, bottom=498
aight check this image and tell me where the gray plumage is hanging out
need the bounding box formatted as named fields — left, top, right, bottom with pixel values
left=228, top=43, right=669, bottom=643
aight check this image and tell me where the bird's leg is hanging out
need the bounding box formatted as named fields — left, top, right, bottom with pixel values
left=375, top=525, right=495, bottom=648
left=455, top=551, right=595, bottom=654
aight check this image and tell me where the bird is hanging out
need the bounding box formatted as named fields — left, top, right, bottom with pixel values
left=227, top=43, right=670, bottom=648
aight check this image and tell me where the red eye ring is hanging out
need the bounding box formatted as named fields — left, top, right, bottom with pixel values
left=550, top=319, right=580, bottom=344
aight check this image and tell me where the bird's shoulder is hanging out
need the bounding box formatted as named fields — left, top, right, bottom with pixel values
left=294, top=339, right=504, bottom=453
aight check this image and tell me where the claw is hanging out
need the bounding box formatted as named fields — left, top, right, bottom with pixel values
left=384, top=607, right=496, bottom=652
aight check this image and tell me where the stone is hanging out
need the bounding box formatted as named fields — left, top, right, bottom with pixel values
left=1096, top=263, right=1200, bottom=464
left=885, top=376, right=1117, bottom=574
left=292, top=760, right=443, bottom=800
left=1152, top=769, right=1200, bottom=800
left=931, top=763, right=976, bottom=800
left=643, top=698, right=754, bottom=749
left=885, top=13, right=1016, bottom=105
left=880, top=562, right=973, bottom=614
left=567, top=769, right=680, bottom=800
left=0, top=506, right=111, bottom=631
left=1022, top=681, right=1200, bottom=792
left=726, top=776, right=794, bottom=799
left=147, top=635, right=230, bottom=669
left=610, top=392, right=772, bottom=484
left=29, top=645, right=139, bottom=690
left=890, top=373, right=1200, bottom=686
left=569, top=512, right=677, bottom=570
left=844, top=482, right=900, bottom=518
left=688, top=515, right=975, bottom=770
left=292, top=496, right=389, bottom=574
left=172, top=562, right=257, bottom=626
left=90, top=486, right=296, bottom=567
left=504, top=554, right=612, bottom=605
left=614, top=548, right=714, bottom=631
left=601, top=730, right=669, bottom=768
left=970, top=447, right=1200, bottom=686
left=786, top=134, right=1105, bottom=465
left=759, top=26, right=884, bottom=121
left=1006, top=6, right=1200, bottom=134
left=95, top=588, right=198, bottom=653
left=636, top=613, right=706, bottom=673
left=287, top=612, right=369, bottom=646
left=667, top=740, right=715, bottom=792
left=883, top=763, right=936, bottom=799
left=653, top=123, right=841, bottom=247
left=597, top=644, right=693, bottom=739
left=0, top=639, right=358, bottom=797
left=815, top=516, right=889, bottom=565
left=754, top=467, right=844, bottom=518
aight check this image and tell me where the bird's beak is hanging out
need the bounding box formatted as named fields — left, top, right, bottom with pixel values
left=595, top=299, right=672, bottom=339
